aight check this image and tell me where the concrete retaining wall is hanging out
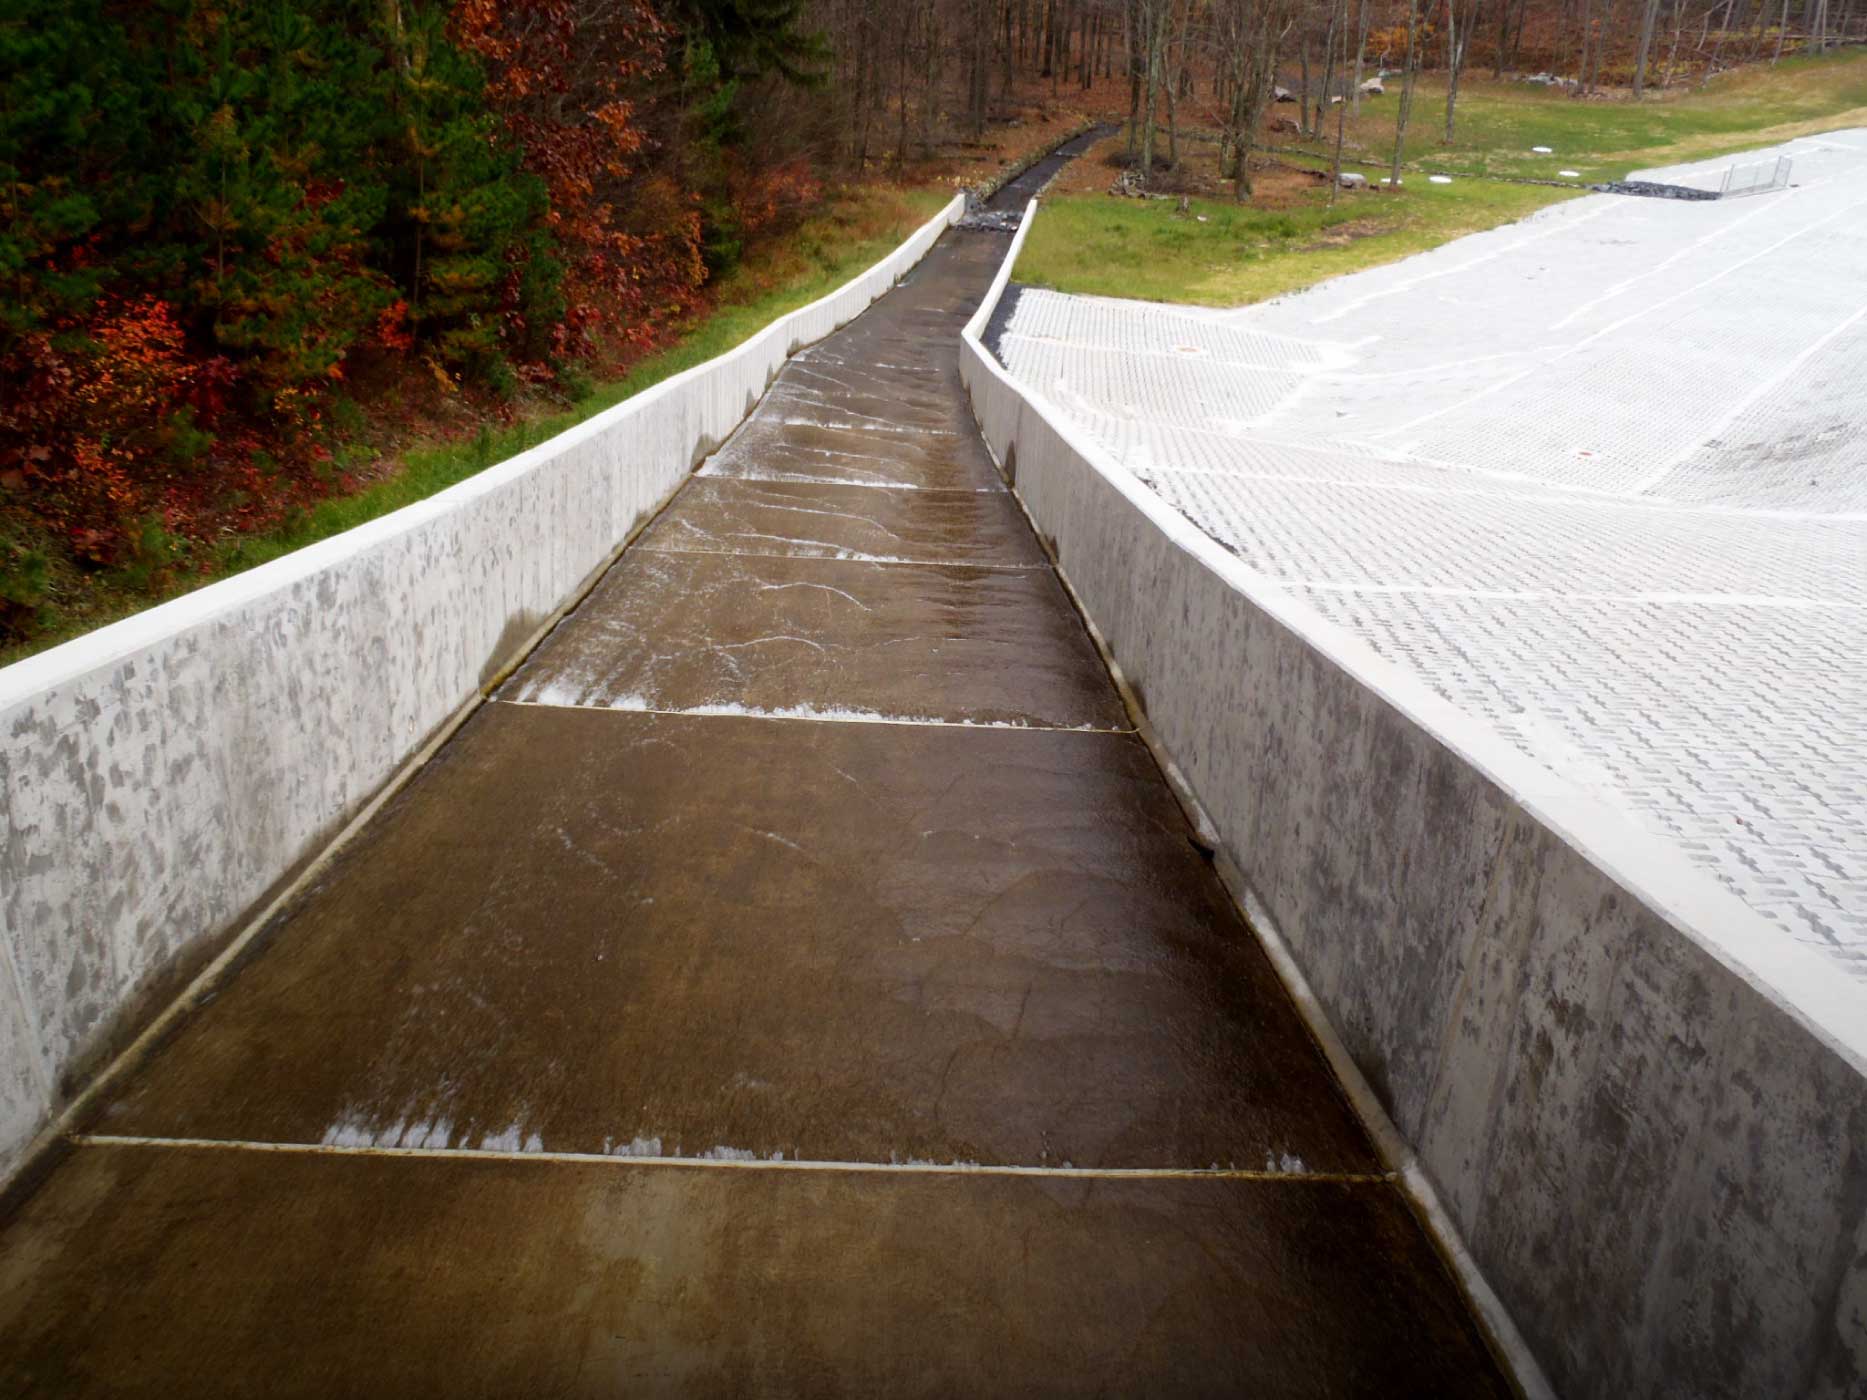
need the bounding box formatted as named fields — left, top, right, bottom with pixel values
left=0, top=193, right=965, bottom=1186
left=960, top=203, right=1867, bottom=1399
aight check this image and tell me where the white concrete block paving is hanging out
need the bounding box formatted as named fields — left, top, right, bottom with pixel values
left=991, top=132, right=1867, bottom=980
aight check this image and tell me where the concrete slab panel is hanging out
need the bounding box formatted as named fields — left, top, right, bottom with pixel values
left=637, top=478, right=1047, bottom=567
left=763, top=362, right=979, bottom=437
left=698, top=410, right=1006, bottom=491
left=97, top=704, right=1377, bottom=1173
left=0, top=1143, right=1511, bottom=1399
left=693, top=232, right=1017, bottom=494
left=502, top=549, right=1128, bottom=730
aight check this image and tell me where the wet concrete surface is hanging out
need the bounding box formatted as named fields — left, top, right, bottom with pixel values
left=635, top=478, right=1048, bottom=565
left=0, top=128, right=1513, bottom=1396
left=97, top=705, right=1376, bottom=1171
left=503, top=550, right=1125, bottom=727
left=0, top=1144, right=1510, bottom=1400
left=698, top=410, right=1007, bottom=489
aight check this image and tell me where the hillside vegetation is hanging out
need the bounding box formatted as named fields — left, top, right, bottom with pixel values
left=6, top=1, right=1864, bottom=658
left=1014, top=48, right=1867, bottom=307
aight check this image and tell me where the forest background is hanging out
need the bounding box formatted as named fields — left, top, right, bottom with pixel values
left=3, top=0, right=1859, bottom=656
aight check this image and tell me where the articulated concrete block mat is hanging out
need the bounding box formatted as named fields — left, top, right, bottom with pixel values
left=987, top=134, right=1867, bottom=975
left=0, top=1144, right=1509, bottom=1398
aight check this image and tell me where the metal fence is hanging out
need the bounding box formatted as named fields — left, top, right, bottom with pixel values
left=1720, top=155, right=1794, bottom=198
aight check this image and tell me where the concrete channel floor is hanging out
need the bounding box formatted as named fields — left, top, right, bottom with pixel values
left=0, top=145, right=1513, bottom=1397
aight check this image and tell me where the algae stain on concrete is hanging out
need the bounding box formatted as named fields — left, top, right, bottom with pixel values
left=482, top=610, right=547, bottom=691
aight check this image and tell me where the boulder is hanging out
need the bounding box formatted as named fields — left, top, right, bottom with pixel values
left=1273, top=85, right=1295, bottom=103
left=1358, top=77, right=1384, bottom=95
left=1337, top=171, right=1369, bottom=190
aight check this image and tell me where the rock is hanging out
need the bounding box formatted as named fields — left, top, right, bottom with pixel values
left=1274, top=85, right=1295, bottom=103
left=1269, top=115, right=1300, bottom=134
left=957, top=208, right=1023, bottom=232
left=1108, top=169, right=1172, bottom=200
left=1337, top=171, right=1368, bottom=190
left=1358, top=77, right=1384, bottom=95
left=1588, top=179, right=1721, bottom=201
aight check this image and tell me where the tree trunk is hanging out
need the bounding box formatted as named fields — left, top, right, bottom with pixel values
left=1230, top=0, right=1289, bottom=200
left=1352, top=0, right=1371, bottom=114
left=1140, top=0, right=1160, bottom=185
left=1747, top=0, right=1770, bottom=57
left=1300, top=35, right=1314, bottom=137
left=1391, top=0, right=1419, bottom=186
left=1662, top=0, right=1689, bottom=89
left=1633, top=0, right=1663, bottom=95
left=1444, top=0, right=1470, bottom=141
left=1126, top=0, right=1143, bottom=159
left=1317, top=0, right=1340, bottom=136
left=1330, top=0, right=1351, bottom=202
left=895, top=4, right=913, bottom=169
left=1006, top=0, right=1018, bottom=98
left=1167, top=60, right=1180, bottom=167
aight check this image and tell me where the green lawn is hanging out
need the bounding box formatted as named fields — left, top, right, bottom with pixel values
left=1334, top=48, right=1867, bottom=183
left=1013, top=48, right=1867, bottom=307
left=1013, top=176, right=1576, bottom=306
left=4, top=186, right=951, bottom=665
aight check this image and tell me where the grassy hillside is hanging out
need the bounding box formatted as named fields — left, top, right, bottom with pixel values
left=1013, top=176, right=1573, bottom=306
left=2, top=186, right=950, bottom=666
left=1013, top=48, right=1867, bottom=307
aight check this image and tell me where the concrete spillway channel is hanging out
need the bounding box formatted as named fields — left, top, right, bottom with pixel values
left=0, top=139, right=1511, bottom=1395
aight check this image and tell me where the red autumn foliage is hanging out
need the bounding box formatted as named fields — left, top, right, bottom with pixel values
left=453, top=0, right=710, bottom=358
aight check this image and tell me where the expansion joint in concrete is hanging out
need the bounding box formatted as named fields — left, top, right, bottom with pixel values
left=69, top=1134, right=1397, bottom=1184
left=637, top=545, right=1046, bottom=572
left=495, top=697, right=1136, bottom=735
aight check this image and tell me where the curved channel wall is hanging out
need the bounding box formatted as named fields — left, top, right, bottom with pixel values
left=0, top=193, right=966, bottom=1186
left=960, top=201, right=1867, bottom=1400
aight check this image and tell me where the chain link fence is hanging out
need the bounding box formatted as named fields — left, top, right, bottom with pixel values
left=1720, top=154, right=1794, bottom=197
